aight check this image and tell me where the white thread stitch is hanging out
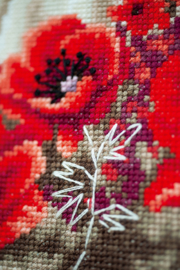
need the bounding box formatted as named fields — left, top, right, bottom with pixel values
left=91, top=148, right=97, bottom=168
left=55, top=194, right=84, bottom=219
left=85, top=217, right=94, bottom=249
left=83, top=125, right=93, bottom=146
left=53, top=171, right=84, bottom=186
left=97, top=141, right=105, bottom=161
left=71, top=209, right=89, bottom=226
left=73, top=251, right=86, bottom=270
left=99, top=219, right=109, bottom=228
left=53, top=161, right=94, bottom=182
left=91, top=169, right=97, bottom=215
left=53, top=123, right=142, bottom=269
left=52, top=186, right=83, bottom=197
left=94, top=204, right=139, bottom=232
left=108, top=130, right=126, bottom=146
left=70, top=194, right=84, bottom=224
left=125, top=123, right=142, bottom=146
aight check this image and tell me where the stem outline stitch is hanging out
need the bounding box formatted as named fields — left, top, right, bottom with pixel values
left=52, top=123, right=142, bottom=269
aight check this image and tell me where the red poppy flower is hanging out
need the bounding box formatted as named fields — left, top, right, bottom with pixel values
left=144, top=51, right=180, bottom=211
left=0, top=132, right=47, bottom=249
left=0, top=15, right=119, bottom=248
left=106, top=0, right=180, bottom=212
left=0, top=15, right=118, bottom=158
left=107, top=0, right=170, bottom=36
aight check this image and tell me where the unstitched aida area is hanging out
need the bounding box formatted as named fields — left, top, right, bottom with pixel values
left=0, top=0, right=180, bottom=269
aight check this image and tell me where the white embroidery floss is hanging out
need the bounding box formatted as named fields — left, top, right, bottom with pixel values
left=52, top=124, right=142, bottom=269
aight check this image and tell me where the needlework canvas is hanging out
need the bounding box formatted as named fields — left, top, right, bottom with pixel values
left=0, top=0, right=180, bottom=269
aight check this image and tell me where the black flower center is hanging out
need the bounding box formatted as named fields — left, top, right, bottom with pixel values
left=34, top=49, right=96, bottom=104
left=131, top=4, right=143, bottom=16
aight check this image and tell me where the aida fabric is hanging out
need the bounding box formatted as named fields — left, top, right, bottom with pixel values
left=0, top=0, right=180, bottom=269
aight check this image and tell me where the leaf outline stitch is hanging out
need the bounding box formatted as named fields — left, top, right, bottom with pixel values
left=52, top=123, right=142, bottom=269
left=94, top=204, right=139, bottom=232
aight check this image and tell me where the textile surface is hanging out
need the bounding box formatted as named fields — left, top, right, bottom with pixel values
left=0, top=0, right=180, bottom=269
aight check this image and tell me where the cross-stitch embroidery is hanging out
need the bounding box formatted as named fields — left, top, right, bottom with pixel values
left=0, top=0, right=180, bottom=269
